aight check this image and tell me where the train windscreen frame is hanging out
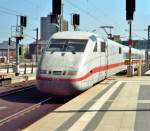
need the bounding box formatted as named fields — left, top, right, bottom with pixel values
left=47, top=39, right=88, bottom=53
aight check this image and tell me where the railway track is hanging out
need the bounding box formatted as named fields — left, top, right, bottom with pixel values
left=0, top=80, right=36, bottom=97
left=0, top=83, right=75, bottom=131
left=0, top=96, right=52, bottom=127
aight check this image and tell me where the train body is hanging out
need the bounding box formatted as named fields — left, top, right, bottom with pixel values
left=36, top=31, right=145, bottom=95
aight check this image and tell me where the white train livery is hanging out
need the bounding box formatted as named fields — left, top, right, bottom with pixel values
left=36, top=31, right=145, bottom=95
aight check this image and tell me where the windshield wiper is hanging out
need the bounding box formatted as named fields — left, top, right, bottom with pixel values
left=71, top=50, right=76, bottom=54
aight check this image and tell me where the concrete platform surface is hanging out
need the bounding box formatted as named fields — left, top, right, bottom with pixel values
left=23, top=76, right=150, bottom=131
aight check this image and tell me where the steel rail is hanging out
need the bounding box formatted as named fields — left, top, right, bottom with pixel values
left=0, top=97, right=52, bottom=126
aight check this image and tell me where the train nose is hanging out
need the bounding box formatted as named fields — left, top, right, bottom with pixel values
left=36, top=79, right=81, bottom=96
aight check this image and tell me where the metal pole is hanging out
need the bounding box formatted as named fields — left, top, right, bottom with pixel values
left=59, top=15, right=61, bottom=32
left=146, top=40, right=148, bottom=66
left=74, top=24, right=76, bottom=31
left=35, top=27, right=38, bottom=65
left=147, top=25, right=150, bottom=66
left=60, top=3, right=64, bottom=32
left=129, top=21, right=132, bottom=66
left=7, top=37, right=10, bottom=64
left=61, top=3, right=64, bottom=18
left=15, top=15, right=20, bottom=76
left=127, top=20, right=133, bottom=77
left=15, top=37, right=19, bottom=76
left=7, top=37, right=10, bottom=73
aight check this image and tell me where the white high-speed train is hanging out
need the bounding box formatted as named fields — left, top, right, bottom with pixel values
left=36, top=31, right=145, bottom=95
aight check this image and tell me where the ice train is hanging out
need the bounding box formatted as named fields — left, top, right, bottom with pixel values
left=36, top=31, right=145, bottom=95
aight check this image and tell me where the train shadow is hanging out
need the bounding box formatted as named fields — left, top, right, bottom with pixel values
left=0, top=87, right=76, bottom=104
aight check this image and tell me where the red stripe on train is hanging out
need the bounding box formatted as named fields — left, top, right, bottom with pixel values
left=37, top=62, right=124, bottom=82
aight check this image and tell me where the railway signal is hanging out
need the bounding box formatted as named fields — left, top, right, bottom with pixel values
left=126, top=0, right=136, bottom=77
left=52, top=0, right=61, bottom=15
left=52, top=0, right=62, bottom=31
left=20, top=16, right=27, bottom=27
left=14, top=15, right=27, bottom=76
left=71, top=14, right=80, bottom=31
left=73, top=14, right=80, bottom=25
left=126, top=0, right=135, bottom=20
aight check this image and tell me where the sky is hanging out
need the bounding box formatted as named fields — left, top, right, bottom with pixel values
left=0, top=0, right=150, bottom=44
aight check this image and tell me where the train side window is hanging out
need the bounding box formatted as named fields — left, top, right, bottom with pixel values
left=119, top=47, right=122, bottom=54
left=93, top=42, right=97, bottom=52
left=101, top=42, right=106, bottom=52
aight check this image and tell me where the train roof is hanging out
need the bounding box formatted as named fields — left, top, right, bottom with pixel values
left=51, top=31, right=96, bottom=40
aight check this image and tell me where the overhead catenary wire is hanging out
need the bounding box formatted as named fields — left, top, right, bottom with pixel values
left=132, top=32, right=147, bottom=40
left=24, top=33, right=36, bottom=40
left=86, top=1, right=122, bottom=35
left=22, top=0, right=42, bottom=9
left=0, top=8, right=17, bottom=16
left=0, top=5, right=25, bottom=16
left=0, top=5, right=38, bottom=21
left=65, top=0, right=124, bottom=34
left=64, top=0, right=107, bottom=26
left=125, top=29, right=147, bottom=40
left=22, top=0, right=52, bottom=20
left=64, top=0, right=124, bottom=38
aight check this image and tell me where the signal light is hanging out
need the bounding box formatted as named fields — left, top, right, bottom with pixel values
left=20, top=16, right=27, bottom=27
left=19, top=46, right=22, bottom=55
left=73, top=14, right=80, bottom=25
left=8, top=37, right=11, bottom=46
left=126, top=0, right=135, bottom=12
left=52, top=0, right=61, bottom=15
left=126, top=0, right=135, bottom=20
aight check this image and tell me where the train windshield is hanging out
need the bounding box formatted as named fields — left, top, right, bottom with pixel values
left=47, top=39, right=87, bottom=53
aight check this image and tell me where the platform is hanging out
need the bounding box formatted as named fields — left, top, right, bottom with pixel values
left=23, top=75, right=150, bottom=131
left=11, top=73, right=36, bottom=83
left=0, top=72, right=35, bottom=86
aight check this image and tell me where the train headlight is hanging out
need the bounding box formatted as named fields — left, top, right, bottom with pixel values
left=38, top=69, right=47, bottom=74
left=67, top=70, right=77, bottom=76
